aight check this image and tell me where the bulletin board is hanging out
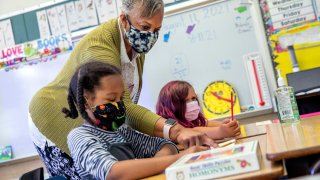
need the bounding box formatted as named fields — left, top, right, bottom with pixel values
left=139, top=0, right=275, bottom=120
left=259, top=0, right=320, bottom=83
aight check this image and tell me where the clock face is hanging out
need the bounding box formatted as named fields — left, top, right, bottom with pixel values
left=202, top=80, right=238, bottom=116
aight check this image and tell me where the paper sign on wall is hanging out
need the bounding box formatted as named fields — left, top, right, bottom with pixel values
left=75, top=0, right=88, bottom=29
left=0, top=146, right=12, bottom=161
left=0, top=20, right=15, bottom=47
left=0, top=29, right=5, bottom=49
left=266, top=0, right=316, bottom=31
left=56, top=5, right=70, bottom=33
left=36, top=33, right=73, bottom=56
left=47, top=7, right=62, bottom=35
left=0, top=45, right=26, bottom=63
left=0, top=33, right=73, bottom=71
left=115, top=0, right=122, bottom=15
left=65, top=2, right=79, bottom=32
left=36, top=10, right=51, bottom=38
left=95, top=0, right=118, bottom=23
left=84, top=0, right=99, bottom=26
left=24, top=40, right=39, bottom=59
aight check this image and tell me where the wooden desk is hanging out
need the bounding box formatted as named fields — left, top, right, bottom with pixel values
left=237, top=123, right=267, bottom=139
left=266, top=116, right=320, bottom=161
left=144, top=125, right=283, bottom=180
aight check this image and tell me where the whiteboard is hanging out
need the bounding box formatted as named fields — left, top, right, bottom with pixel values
left=139, top=0, right=274, bottom=119
left=0, top=53, right=70, bottom=160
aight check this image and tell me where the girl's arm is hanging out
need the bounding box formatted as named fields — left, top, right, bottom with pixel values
left=107, top=146, right=208, bottom=180
left=68, top=126, right=208, bottom=180
left=120, top=125, right=179, bottom=158
left=193, top=126, right=224, bottom=139
left=193, top=119, right=241, bottom=139
left=154, top=144, right=179, bottom=157
left=206, top=120, right=222, bottom=127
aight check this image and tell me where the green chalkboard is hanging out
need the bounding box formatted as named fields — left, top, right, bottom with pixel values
left=24, top=11, right=41, bottom=41
left=10, top=15, right=28, bottom=44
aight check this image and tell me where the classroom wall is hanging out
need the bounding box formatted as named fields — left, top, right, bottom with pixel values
left=0, top=0, right=194, bottom=162
left=0, top=0, right=52, bottom=15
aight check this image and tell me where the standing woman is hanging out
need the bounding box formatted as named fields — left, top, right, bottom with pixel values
left=29, top=0, right=214, bottom=178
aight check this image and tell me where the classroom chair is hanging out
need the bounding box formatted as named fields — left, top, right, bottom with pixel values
left=285, top=154, right=320, bottom=178
left=46, top=176, right=67, bottom=180
left=310, top=159, right=320, bottom=175
left=19, top=167, right=44, bottom=180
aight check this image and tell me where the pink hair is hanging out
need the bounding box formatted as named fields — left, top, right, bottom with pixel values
left=156, top=80, right=206, bottom=128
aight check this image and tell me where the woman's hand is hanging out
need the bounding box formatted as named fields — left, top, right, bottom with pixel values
left=174, top=127, right=218, bottom=149
left=179, top=145, right=210, bottom=157
left=218, top=119, right=241, bottom=138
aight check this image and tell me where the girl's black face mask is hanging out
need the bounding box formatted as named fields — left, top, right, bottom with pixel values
left=92, top=101, right=126, bottom=131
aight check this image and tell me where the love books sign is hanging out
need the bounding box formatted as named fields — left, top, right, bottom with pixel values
left=0, top=33, right=73, bottom=72
left=0, top=45, right=27, bottom=71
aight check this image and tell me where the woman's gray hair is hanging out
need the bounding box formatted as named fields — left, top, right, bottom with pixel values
left=121, top=0, right=164, bottom=17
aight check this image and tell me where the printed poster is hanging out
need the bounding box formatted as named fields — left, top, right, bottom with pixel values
left=65, top=2, right=79, bottom=31
left=0, top=24, right=6, bottom=49
left=95, top=0, right=118, bottom=23
left=0, top=146, right=12, bottom=161
left=74, top=0, right=88, bottom=29
left=36, top=10, right=51, bottom=38
left=0, top=33, right=74, bottom=71
left=36, top=33, right=73, bottom=56
left=24, top=40, right=39, bottom=59
left=0, top=19, right=15, bottom=47
left=56, top=5, right=70, bottom=33
left=47, top=7, right=62, bottom=35
left=84, top=0, right=99, bottom=26
left=0, top=44, right=26, bottom=68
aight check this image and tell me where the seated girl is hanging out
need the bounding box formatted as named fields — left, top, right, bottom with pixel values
left=156, top=80, right=241, bottom=140
left=64, top=62, right=208, bottom=179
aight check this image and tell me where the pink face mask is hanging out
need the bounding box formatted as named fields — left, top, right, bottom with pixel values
left=185, top=101, right=201, bottom=121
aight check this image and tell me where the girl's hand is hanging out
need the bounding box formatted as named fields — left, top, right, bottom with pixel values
left=219, top=119, right=241, bottom=138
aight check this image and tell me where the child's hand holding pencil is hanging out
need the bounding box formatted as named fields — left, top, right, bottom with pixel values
left=218, top=119, right=241, bottom=138
left=215, top=91, right=241, bottom=138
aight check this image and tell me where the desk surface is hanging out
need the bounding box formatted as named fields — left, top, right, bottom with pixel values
left=266, top=116, right=320, bottom=161
left=238, top=123, right=267, bottom=139
left=144, top=124, right=283, bottom=180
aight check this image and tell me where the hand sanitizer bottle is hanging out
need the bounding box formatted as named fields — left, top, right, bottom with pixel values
left=275, top=69, right=300, bottom=123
